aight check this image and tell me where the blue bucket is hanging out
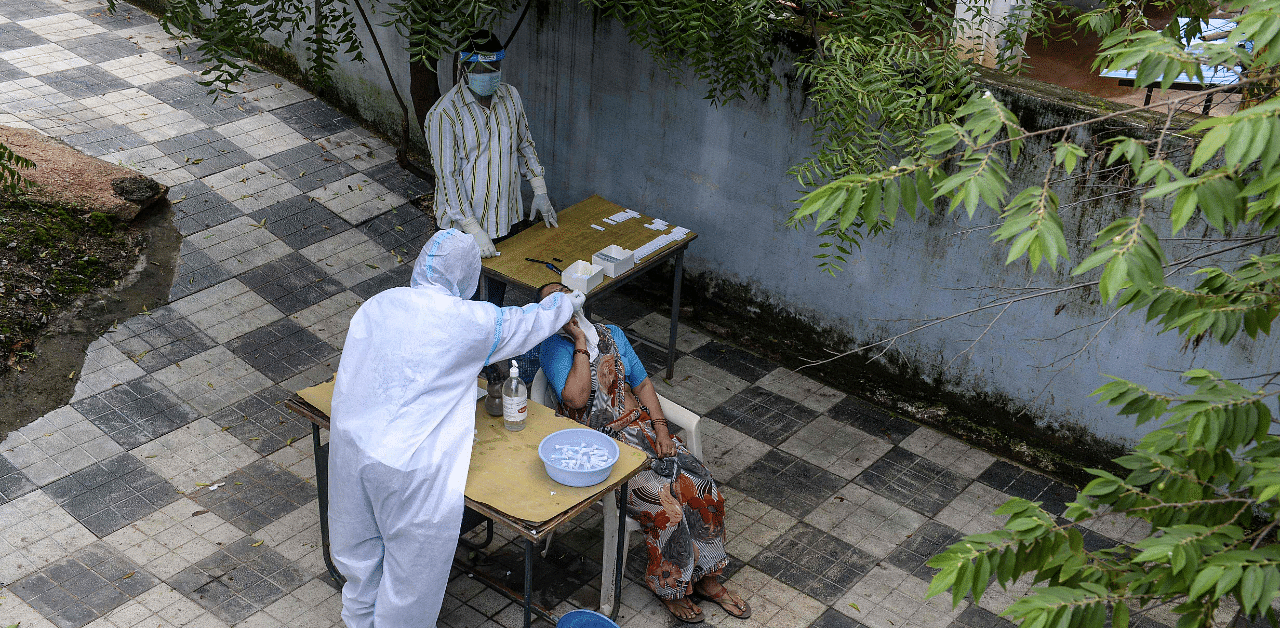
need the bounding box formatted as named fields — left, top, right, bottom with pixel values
left=557, top=609, right=620, bottom=627
left=538, top=428, right=619, bottom=487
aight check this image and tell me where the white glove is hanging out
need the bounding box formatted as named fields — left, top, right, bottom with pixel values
left=529, top=177, right=558, bottom=228
left=459, top=216, right=497, bottom=258
left=568, top=289, right=586, bottom=312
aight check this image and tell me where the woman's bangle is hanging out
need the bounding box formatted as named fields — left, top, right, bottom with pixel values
left=573, top=349, right=589, bottom=358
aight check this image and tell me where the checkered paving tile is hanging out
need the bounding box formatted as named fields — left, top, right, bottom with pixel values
left=297, top=229, right=400, bottom=288
left=224, top=317, right=337, bottom=384
left=99, top=144, right=193, bottom=186
left=206, top=386, right=311, bottom=455
left=9, top=542, right=158, bottom=628
left=102, top=305, right=220, bottom=374
left=315, top=128, right=394, bottom=170
left=16, top=13, right=106, bottom=42
left=0, top=77, right=74, bottom=113
left=854, top=447, right=969, bottom=517
left=168, top=179, right=243, bottom=236
left=97, top=50, right=188, bottom=86
left=154, top=127, right=257, bottom=179
left=751, top=522, right=878, bottom=604
left=0, top=405, right=123, bottom=487
left=0, top=455, right=36, bottom=506
left=238, top=252, right=346, bottom=316
left=70, top=376, right=200, bottom=450
left=186, top=216, right=294, bottom=275
left=836, top=563, right=967, bottom=628
left=202, top=161, right=301, bottom=213
left=287, top=290, right=363, bottom=350
left=885, top=521, right=964, bottom=580
left=803, top=483, right=927, bottom=559
left=828, top=396, right=919, bottom=445
left=80, top=87, right=206, bottom=142
left=976, top=460, right=1076, bottom=517
left=43, top=453, right=182, bottom=538
left=780, top=416, right=893, bottom=480
left=167, top=534, right=308, bottom=623
left=274, top=99, right=356, bottom=140
left=132, top=419, right=260, bottom=494
left=72, top=338, right=146, bottom=403
left=149, top=346, right=274, bottom=415
left=0, top=42, right=90, bottom=75
left=189, top=459, right=315, bottom=535
left=708, top=385, right=820, bottom=447
left=729, top=449, right=848, bottom=519
left=307, top=171, right=406, bottom=225
left=102, top=497, right=243, bottom=581
left=169, top=278, right=285, bottom=344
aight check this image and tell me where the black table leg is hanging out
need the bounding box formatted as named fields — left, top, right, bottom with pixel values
left=523, top=537, right=535, bottom=628
left=313, top=423, right=344, bottom=586
left=610, top=480, right=628, bottom=622
left=666, top=250, right=684, bottom=380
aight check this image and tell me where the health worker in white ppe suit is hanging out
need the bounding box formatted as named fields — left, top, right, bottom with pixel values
left=426, top=29, right=557, bottom=307
left=326, top=228, right=581, bottom=628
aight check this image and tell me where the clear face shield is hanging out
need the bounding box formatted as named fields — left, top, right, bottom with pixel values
left=459, top=49, right=504, bottom=97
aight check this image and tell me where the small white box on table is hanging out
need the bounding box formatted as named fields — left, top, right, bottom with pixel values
left=591, top=245, right=635, bottom=278
left=561, top=260, right=604, bottom=293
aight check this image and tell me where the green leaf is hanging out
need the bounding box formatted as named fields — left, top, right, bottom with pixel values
left=1113, top=601, right=1129, bottom=628
left=1191, top=565, right=1225, bottom=598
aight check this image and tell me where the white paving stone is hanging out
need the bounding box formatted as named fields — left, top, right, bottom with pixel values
left=0, top=491, right=97, bottom=582
left=16, top=13, right=106, bottom=41
left=130, top=418, right=260, bottom=494
left=298, top=230, right=399, bottom=288
left=98, top=51, right=189, bottom=86
left=307, top=172, right=405, bottom=225
left=0, top=42, right=90, bottom=75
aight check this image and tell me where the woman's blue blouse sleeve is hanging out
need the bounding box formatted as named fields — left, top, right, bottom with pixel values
left=539, top=335, right=573, bottom=398
left=609, top=326, right=648, bottom=388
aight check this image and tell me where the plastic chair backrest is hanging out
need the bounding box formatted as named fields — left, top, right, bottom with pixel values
left=531, top=368, right=555, bottom=407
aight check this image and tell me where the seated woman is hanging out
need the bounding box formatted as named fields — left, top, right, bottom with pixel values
left=537, top=282, right=750, bottom=624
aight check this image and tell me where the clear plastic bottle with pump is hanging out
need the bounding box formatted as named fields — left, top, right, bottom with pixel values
left=502, top=364, right=527, bottom=431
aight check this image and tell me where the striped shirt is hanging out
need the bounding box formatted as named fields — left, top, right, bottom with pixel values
left=425, top=82, right=545, bottom=238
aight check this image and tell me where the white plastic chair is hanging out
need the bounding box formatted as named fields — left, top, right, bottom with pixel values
left=529, top=369, right=703, bottom=617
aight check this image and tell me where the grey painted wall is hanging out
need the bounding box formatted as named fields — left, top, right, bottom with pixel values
left=294, top=1, right=1278, bottom=445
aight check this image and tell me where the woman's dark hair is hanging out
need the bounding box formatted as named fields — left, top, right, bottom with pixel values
left=537, top=282, right=566, bottom=298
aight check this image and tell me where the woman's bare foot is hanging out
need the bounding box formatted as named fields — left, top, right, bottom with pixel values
left=659, top=596, right=704, bottom=623
left=694, top=578, right=751, bottom=619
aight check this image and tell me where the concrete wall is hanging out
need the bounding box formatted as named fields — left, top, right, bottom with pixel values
left=296, top=1, right=1279, bottom=446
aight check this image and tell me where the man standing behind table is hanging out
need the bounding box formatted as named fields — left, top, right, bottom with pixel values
left=426, top=29, right=558, bottom=307
left=326, top=228, right=578, bottom=628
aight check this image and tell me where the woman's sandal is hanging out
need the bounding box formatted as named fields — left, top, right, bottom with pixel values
left=659, top=596, right=704, bottom=624
left=694, top=582, right=752, bottom=619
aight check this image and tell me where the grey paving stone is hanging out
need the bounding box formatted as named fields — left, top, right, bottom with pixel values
left=706, top=385, right=820, bottom=447
left=168, top=535, right=306, bottom=623
left=278, top=158, right=359, bottom=195
left=76, top=130, right=151, bottom=158
left=107, top=306, right=220, bottom=373
left=855, top=447, right=969, bottom=517
left=977, top=460, right=1077, bottom=517
left=690, top=340, right=776, bottom=383
left=70, top=375, right=201, bottom=449
left=358, top=201, right=435, bottom=257
left=44, top=453, right=181, bottom=537
left=362, top=160, right=433, bottom=200
left=169, top=178, right=244, bottom=235
left=949, top=605, right=1015, bottom=628
left=58, top=31, right=140, bottom=63
left=811, top=607, right=872, bottom=628
left=0, top=22, right=49, bottom=51
left=0, top=453, right=37, bottom=505
left=249, top=194, right=352, bottom=250
left=885, top=520, right=963, bottom=580
left=170, top=248, right=236, bottom=300
left=751, top=522, right=877, bottom=604
left=238, top=252, right=346, bottom=315
left=80, top=4, right=154, bottom=30
left=206, top=385, right=310, bottom=455
left=591, top=292, right=653, bottom=329
left=191, top=459, right=315, bottom=533
left=728, top=449, right=847, bottom=519
left=350, top=262, right=412, bottom=299
left=154, top=127, right=256, bottom=178
left=0, top=57, right=25, bottom=81
left=271, top=98, right=356, bottom=140
left=11, top=542, right=158, bottom=628
left=224, top=317, right=337, bottom=383
left=827, top=396, right=919, bottom=444
left=39, top=63, right=133, bottom=99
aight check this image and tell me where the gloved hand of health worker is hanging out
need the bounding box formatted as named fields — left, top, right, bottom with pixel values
left=459, top=217, right=498, bottom=258
left=529, top=177, right=558, bottom=228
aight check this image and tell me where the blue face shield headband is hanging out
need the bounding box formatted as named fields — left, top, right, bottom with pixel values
left=461, top=49, right=505, bottom=97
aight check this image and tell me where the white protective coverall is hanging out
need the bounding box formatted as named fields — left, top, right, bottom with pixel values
left=327, top=228, right=574, bottom=628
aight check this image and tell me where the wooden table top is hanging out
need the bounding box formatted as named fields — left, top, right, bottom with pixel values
left=481, top=195, right=697, bottom=296
left=288, top=379, right=648, bottom=540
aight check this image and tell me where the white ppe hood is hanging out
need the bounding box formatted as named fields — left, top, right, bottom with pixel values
left=327, top=228, right=573, bottom=628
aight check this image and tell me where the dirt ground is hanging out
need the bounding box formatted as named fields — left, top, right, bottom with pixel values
left=0, top=198, right=180, bottom=434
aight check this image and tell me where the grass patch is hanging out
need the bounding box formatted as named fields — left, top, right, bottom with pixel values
left=0, top=192, right=143, bottom=373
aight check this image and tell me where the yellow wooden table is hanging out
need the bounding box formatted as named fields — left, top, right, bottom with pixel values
left=286, top=379, right=647, bottom=627
left=484, top=195, right=698, bottom=379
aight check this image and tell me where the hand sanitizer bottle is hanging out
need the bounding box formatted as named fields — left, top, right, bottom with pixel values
left=502, top=364, right=527, bottom=432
